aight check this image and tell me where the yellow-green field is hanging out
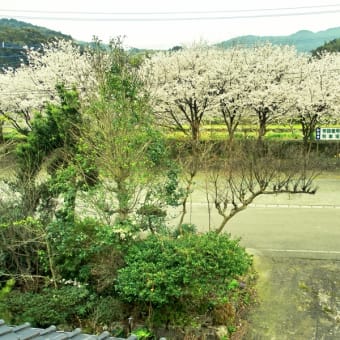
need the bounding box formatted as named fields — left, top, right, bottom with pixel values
left=166, top=124, right=304, bottom=140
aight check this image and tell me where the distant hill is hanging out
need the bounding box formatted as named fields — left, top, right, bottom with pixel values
left=2, top=18, right=340, bottom=70
left=216, top=27, right=340, bottom=53
left=0, top=18, right=72, bottom=69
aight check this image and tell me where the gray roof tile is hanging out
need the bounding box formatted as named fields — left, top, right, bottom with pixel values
left=0, top=320, right=138, bottom=340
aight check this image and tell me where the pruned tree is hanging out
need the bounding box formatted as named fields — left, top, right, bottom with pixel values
left=206, top=141, right=318, bottom=234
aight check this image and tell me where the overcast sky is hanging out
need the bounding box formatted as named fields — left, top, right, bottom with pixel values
left=1, top=0, right=340, bottom=49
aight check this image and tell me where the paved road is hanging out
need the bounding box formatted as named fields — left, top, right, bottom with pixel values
left=172, top=177, right=340, bottom=260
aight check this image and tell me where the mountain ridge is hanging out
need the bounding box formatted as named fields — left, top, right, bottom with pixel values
left=216, top=27, right=340, bottom=52
left=1, top=18, right=340, bottom=70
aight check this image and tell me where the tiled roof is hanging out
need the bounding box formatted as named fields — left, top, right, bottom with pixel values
left=0, top=320, right=137, bottom=340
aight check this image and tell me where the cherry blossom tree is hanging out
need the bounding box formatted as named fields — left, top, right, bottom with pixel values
left=0, top=40, right=96, bottom=136
left=242, top=44, right=304, bottom=141
left=291, top=52, right=340, bottom=147
left=142, top=44, right=224, bottom=142
left=214, top=47, right=250, bottom=143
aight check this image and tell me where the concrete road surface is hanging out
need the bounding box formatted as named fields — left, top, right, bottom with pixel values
left=171, top=177, right=340, bottom=260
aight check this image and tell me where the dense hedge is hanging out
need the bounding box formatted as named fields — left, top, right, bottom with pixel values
left=116, top=232, right=253, bottom=326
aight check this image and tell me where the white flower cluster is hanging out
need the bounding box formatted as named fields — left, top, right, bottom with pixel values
left=111, top=227, right=136, bottom=241
left=58, top=277, right=87, bottom=288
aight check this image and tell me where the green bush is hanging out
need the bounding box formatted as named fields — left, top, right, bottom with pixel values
left=4, top=285, right=95, bottom=327
left=115, top=232, right=252, bottom=325
left=45, top=218, right=128, bottom=285
left=0, top=218, right=43, bottom=285
left=46, top=218, right=99, bottom=282
left=132, top=327, right=154, bottom=339
left=89, top=296, right=125, bottom=328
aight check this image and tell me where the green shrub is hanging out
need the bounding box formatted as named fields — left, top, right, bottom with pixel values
left=132, top=327, right=154, bottom=339
left=45, top=219, right=94, bottom=282
left=46, top=218, right=127, bottom=285
left=89, top=296, right=126, bottom=328
left=0, top=218, right=43, bottom=286
left=4, top=285, right=95, bottom=328
left=115, top=232, right=252, bottom=325
left=0, top=278, right=15, bottom=299
left=0, top=278, right=15, bottom=322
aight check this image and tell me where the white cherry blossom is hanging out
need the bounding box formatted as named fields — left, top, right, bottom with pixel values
left=0, top=40, right=96, bottom=134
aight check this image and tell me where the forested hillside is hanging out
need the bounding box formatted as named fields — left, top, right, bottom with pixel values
left=0, top=18, right=72, bottom=69
left=312, top=38, right=340, bottom=55
left=217, top=27, right=340, bottom=52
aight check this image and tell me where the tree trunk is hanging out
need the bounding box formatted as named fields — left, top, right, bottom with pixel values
left=258, top=117, right=267, bottom=141
left=300, top=114, right=317, bottom=157
left=191, top=120, right=200, bottom=142
left=177, top=171, right=196, bottom=234
left=0, top=120, right=4, bottom=144
left=115, top=178, right=131, bottom=223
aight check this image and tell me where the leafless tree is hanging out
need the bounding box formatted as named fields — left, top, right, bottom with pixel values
left=205, top=141, right=318, bottom=234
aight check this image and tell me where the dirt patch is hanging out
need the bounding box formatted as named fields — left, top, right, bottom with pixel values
left=245, top=255, right=340, bottom=339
